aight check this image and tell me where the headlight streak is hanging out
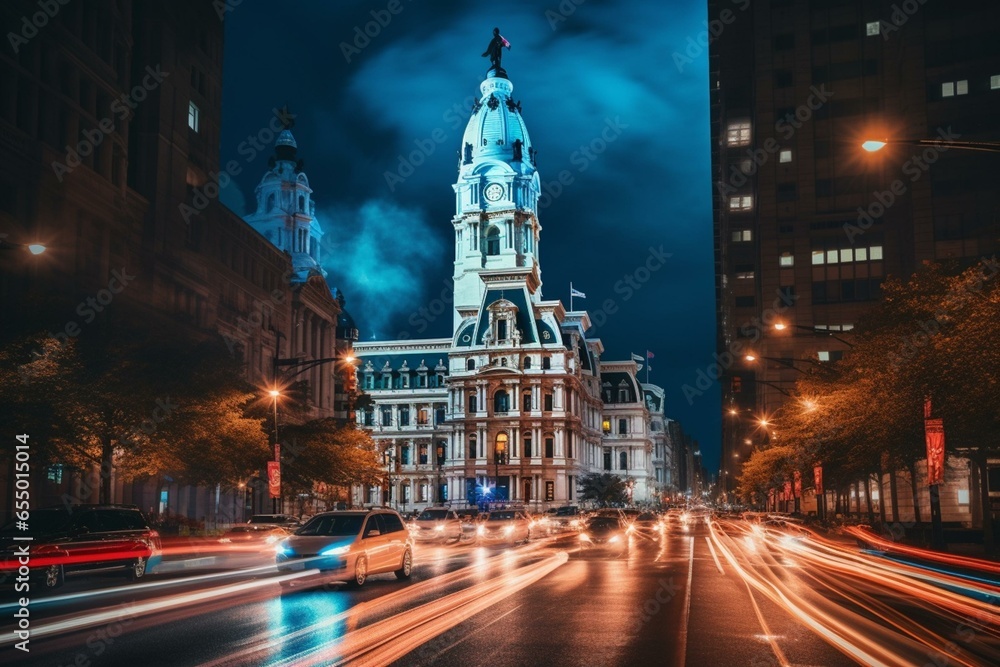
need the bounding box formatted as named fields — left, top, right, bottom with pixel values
left=0, top=570, right=317, bottom=648
left=289, top=552, right=570, bottom=667
left=711, top=520, right=999, bottom=667
left=195, top=540, right=554, bottom=667
left=319, top=545, right=350, bottom=557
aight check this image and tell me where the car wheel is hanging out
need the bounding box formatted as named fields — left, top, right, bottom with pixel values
left=42, top=564, right=64, bottom=590
left=349, top=556, right=368, bottom=588
left=127, top=556, right=148, bottom=581
left=394, top=548, right=412, bottom=580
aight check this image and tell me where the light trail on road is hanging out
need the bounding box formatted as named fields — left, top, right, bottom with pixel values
left=710, top=519, right=1000, bottom=666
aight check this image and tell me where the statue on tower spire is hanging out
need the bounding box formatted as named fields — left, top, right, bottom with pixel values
left=482, top=27, right=511, bottom=76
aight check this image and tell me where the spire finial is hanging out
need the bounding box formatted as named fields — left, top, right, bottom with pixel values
left=481, top=27, right=511, bottom=78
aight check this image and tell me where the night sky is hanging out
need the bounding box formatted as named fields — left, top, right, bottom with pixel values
left=219, top=0, right=719, bottom=474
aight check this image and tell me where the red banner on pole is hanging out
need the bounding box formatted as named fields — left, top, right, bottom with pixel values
left=267, top=461, right=281, bottom=498
left=783, top=481, right=792, bottom=502
left=814, top=465, right=823, bottom=495
left=793, top=471, right=802, bottom=498
left=924, top=418, right=945, bottom=486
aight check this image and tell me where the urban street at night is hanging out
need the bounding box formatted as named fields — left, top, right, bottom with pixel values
left=1, top=1, right=999, bottom=666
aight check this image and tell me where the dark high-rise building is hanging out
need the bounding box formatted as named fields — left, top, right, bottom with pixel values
left=710, top=0, right=1000, bottom=498
left=0, top=1, right=348, bottom=519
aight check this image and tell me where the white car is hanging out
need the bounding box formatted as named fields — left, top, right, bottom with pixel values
left=275, top=509, right=413, bottom=587
left=410, top=508, right=464, bottom=543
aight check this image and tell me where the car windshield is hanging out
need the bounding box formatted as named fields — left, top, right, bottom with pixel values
left=417, top=510, right=449, bottom=521
left=295, top=515, right=364, bottom=537
left=486, top=511, right=516, bottom=521
left=0, top=508, right=71, bottom=535
left=554, top=507, right=577, bottom=516
left=637, top=513, right=658, bottom=521
left=587, top=518, right=620, bottom=530
left=249, top=515, right=290, bottom=524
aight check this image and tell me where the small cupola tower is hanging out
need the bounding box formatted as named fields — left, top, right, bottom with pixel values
left=245, top=113, right=325, bottom=281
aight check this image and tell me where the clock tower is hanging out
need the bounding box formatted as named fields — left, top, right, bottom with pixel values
left=451, top=67, right=543, bottom=332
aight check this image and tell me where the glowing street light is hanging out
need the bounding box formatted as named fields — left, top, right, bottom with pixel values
left=27, top=244, right=46, bottom=255
left=861, top=137, right=1000, bottom=154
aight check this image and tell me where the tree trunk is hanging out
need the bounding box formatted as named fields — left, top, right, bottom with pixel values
left=909, top=461, right=922, bottom=525
left=101, top=434, right=113, bottom=504
left=888, top=469, right=900, bottom=523
left=877, top=471, right=887, bottom=526
left=864, top=477, right=875, bottom=524
left=976, top=450, right=994, bottom=554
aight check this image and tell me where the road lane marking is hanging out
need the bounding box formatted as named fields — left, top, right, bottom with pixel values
left=704, top=536, right=724, bottom=574
left=676, top=536, right=693, bottom=666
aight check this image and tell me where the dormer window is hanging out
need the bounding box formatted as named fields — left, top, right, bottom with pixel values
left=487, top=299, right=518, bottom=345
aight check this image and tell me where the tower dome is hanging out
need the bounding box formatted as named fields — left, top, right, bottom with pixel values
left=459, top=75, right=534, bottom=176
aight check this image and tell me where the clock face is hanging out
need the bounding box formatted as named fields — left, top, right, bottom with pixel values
left=484, top=183, right=504, bottom=202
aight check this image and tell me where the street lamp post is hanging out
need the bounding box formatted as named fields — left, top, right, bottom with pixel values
left=269, top=389, right=280, bottom=513
left=268, top=348, right=358, bottom=514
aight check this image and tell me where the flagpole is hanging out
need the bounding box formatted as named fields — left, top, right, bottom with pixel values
left=569, top=282, right=573, bottom=311
left=646, top=354, right=649, bottom=385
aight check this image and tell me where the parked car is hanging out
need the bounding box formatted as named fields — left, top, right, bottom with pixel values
left=476, top=510, right=532, bottom=545
left=410, top=508, right=463, bottom=543
left=544, top=505, right=585, bottom=533
left=0, top=505, right=161, bottom=590
left=275, top=509, right=412, bottom=587
left=455, top=509, right=481, bottom=540
left=578, top=514, right=629, bottom=553
left=218, top=524, right=290, bottom=545
left=247, top=514, right=300, bottom=527
left=632, top=512, right=662, bottom=534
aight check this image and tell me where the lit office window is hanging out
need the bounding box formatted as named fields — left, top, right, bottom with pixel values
left=188, top=101, right=200, bottom=132
left=865, top=22, right=880, bottom=36
left=729, top=195, right=753, bottom=212
left=779, top=150, right=792, bottom=163
left=726, top=121, right=752, bottom=147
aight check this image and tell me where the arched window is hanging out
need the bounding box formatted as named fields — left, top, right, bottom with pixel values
left=620, top=451, right=628, bottom=470
left=468, top=435, right=477, bottom=459
left=494, top=390, right=509, bottom=413
left=523, top=356, right=531, bottom=369
left=494, top=433, right=508, bottom=465
left=467, top=358, right=476, bottom=371
left=468, top=393, right=478, bottom=413
left=486, top=226, right=500, bottom=256
left=267, top=193, right=276, bottom=212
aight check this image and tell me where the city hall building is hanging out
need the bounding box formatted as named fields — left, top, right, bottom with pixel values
left=350, top=64, right=676, bottom=511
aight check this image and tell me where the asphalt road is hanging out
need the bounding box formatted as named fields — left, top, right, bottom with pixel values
left=2, top=517, right=997, bottom=666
